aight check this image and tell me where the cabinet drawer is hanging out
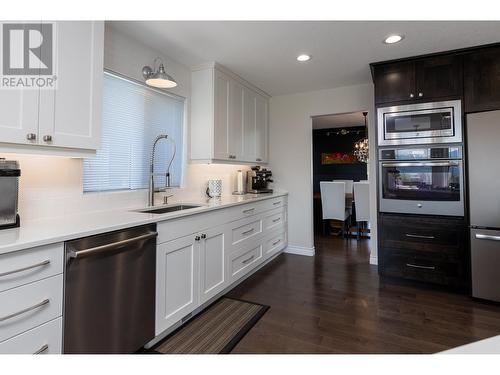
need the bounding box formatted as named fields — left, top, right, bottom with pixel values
left=0, top=317, right=62, bottom=354
left=264, top=230, right=286, bottom=257
left=264, top=208, right=286, bottom=231
left=0, top=243, right=64, bottom=293
left=379, top=215, right=466, bottom=255
left=231, top=218, right=263, bottom=246
left=262, top=196, right=286, bottom=211
left=230, top=245, right=263, bottom=280
left=0, top=274, right=63, bottom=342
left=381, top=250, right=464, bottom=287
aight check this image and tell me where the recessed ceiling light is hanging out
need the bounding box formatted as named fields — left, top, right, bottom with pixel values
left=297, top=54, right=311, bottom=62
left=384, top=35, right=404, bottom=44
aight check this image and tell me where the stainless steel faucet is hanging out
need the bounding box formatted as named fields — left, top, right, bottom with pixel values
left=149, top=134, right=176, bottom=206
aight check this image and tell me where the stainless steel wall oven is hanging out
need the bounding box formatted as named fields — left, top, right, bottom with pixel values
left=378, top=146, right=464, bottom=216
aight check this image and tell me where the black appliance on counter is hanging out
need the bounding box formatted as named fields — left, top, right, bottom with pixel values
left=0, top=158, right=20, bottom=229
left=247, top=166, right=273, bottom=194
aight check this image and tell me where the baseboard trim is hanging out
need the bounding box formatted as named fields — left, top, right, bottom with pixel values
left=369, top=256, right=378, bottom=265
left=284, top=245, right=315, bottom=257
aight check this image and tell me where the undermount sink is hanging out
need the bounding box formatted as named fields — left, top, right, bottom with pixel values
left=136, top=204, right=202, bottom=214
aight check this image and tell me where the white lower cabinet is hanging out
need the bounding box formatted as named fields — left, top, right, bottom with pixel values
left=155, top=197, right=288, bottom=337
left=0, top=274, right=63, bottom=343
left=230, top=245, right=263, bottom=282
left=199, top=225, right=230, bottom=304
left=0, top=317, right=62, bottom=354
left=155, top=234, right=199, bottom=336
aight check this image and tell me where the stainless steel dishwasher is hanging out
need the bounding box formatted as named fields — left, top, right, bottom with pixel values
left=64, top=224, right=157, bottom=354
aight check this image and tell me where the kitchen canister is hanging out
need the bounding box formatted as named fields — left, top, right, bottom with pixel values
left=206, top=179, right=222, bottom=198
left=233, top=170, right=246, bottom=195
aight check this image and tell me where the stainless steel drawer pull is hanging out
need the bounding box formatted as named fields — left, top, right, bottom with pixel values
left=68, top=232, right=158, bottom=258
left=405, top=234, right=435, bottom=240
left=0, top=299, right=50, bottom=322
left=0, top=259, right=50, bottom=278
left=33, top=344, right=49, bottom=354
left=382, top=162, right=458, bottom=168
left=272, top=239, right=281, bottom=246
left=272, top=218, right=281, bottom=223
left=243, top=208, right=255, bottom=214
left=475, top=234, right=500, bottom=241
left=272, top=201, right=281, bottom=205
left=406, top=263, right=436, bottom=270
left=242, top=255, right=255, bottom=264
left=242, top=228, right=255, bottom=236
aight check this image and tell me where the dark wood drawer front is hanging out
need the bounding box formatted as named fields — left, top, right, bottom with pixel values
left=378, top=214, right=468, bottom=289
left=379, top=215, right=466, bottom=256
left=381, top=251, right=464, bottom=287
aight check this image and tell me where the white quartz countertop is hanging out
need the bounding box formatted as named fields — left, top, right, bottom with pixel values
left=441, top=335, right=500, bottom=354
left=0, top=191, right=287, bottom=255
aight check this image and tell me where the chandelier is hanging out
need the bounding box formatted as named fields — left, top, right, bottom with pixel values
left=354, top=111, right=369, bottom=163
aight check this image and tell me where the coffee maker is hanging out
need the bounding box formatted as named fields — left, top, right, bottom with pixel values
left=246, top=166, right=273, bottom=194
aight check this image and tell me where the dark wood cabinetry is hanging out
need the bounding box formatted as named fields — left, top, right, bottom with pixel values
left=415, top=55, right=463, bottom=100
left=373, top=55, right=463, bottom=105
left=378, top=214, right=469, bottom=289
left=464, top=46, right=500, bottom=113
left=374, top=61, right=415, bottom=104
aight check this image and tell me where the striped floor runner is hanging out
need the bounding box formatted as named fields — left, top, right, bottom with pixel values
left=153, top=297, right=269, bottom=354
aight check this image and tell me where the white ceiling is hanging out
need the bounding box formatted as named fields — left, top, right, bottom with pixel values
left=312, top=112, right=365, bottom=130
left=109, top=21, right=500, bottom=96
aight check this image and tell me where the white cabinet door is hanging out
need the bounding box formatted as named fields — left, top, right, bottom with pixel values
left=228, top=80, right=244, bottom=160
left=156, top=234, right=199, bottom=335
left=199, top=225, right=230, bottom=304
left=213, top=69, right=231, bottom=160
left=255, top=94, right=269, bottom=163
left=0, top=89, right=39, bottom=145
left=39, top=21, right=103, bottom=150
left=242, top=87, right=257, bottom=162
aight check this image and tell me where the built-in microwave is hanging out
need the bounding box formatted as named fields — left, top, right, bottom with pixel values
left=377, top=100, right=462, bottom=146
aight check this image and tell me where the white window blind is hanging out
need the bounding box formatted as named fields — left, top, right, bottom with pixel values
left=83, top=72, right=184, bottom=192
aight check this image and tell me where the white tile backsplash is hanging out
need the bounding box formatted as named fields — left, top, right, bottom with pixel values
left=2, top=154, right=250, bottom=221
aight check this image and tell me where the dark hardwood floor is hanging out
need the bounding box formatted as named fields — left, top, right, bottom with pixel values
left=226, top=235, right=500, bottom=353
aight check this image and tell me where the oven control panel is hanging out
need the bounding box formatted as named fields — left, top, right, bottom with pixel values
left=380, top=146, right=462, bottom=161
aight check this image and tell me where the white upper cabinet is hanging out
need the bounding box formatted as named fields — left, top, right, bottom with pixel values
left=39, top=21, right=103, bottom=151
left=213, top=69, right=230, bottom=160
left=191, top=63, right=269, bottom=164
left=255, top=94, right=269, bottom=163
left=0, top=21, right=104, bottom=156
left=242, top=87, right=257, bottom=162
left=0, top=90, right=39, bottom=145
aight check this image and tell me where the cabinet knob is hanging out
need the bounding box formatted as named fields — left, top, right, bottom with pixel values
left=409, top=93, right=414, bottom=98
left=418, top=92, right=423, bottom=97
left=195, top=236, right=201, bottom=241
left=201, top=234, right=207, bottom=239
left=43, top=135, right=52, bottom=142
left=26, top=133, right=36, bottom=141
left=256, top=158, right=262, bottom=162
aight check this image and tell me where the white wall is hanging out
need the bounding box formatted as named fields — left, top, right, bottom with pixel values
left=2, top=24, right=249, bottom=221
left=269, top=83, right=378, bottom=263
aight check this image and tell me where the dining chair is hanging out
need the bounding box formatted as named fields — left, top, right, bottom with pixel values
left=320, top=181, right=351, bottom=238
left=333, top=179, right=354, bottom=195
left=353, top=181, right=370, bottom=239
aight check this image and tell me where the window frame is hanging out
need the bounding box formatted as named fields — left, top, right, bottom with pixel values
left=83, top=69, right=188, bottom=193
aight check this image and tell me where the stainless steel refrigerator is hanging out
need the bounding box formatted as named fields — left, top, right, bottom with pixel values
left=467, top=110, right=500, bottom=302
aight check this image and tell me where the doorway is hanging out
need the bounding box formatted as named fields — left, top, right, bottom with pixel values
left=311, top=111, right=371, bottom=258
